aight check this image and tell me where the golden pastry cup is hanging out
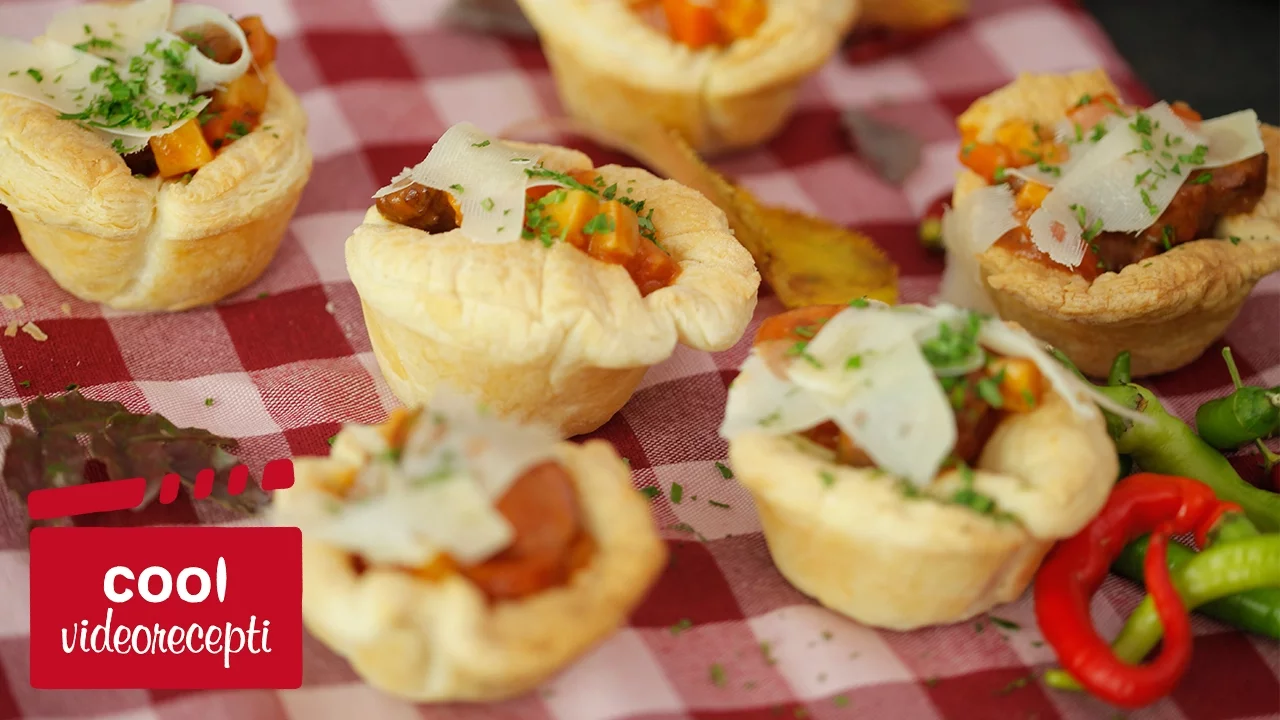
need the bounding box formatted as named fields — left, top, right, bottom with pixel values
left=0, top=67, right=312, bottom=312
left=274, top=411, right=667, bottom=702
left=952, top=69, right=1280, bottom=378
left=515, top=0, right=860, bottom=156
left=730, top=390, right=1117, bottom=631
left=345, top=143, right=760, bottom=438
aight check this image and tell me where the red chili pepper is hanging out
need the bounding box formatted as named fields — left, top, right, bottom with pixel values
left=1034, top=473, right=1243, bottom=709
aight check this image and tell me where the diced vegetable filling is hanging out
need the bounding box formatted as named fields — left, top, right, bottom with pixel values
left=630, top=0, right=768, bottom=49
left=375, top=167, right=681, bottom=297
left=959, top=94, right=1269, bottom=279
left=122, top=15, right=278, bottom=180
left=754, top=304, right=1045, bottom=496
left=338, top=408, right=595, bottom=603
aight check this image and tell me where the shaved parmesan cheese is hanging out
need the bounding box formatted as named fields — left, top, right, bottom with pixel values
left=823, top=338, right=956, bottom=487
left=279, top=385, right=563, bottom=568
left=719, top=303, right=1148, bottom=489
left=719, top=354, right=829, bottom=441
left=373, top=123, right=569, bottom=245
left=0, top=0, right=251, bottom=151
left=936, top=184, right=1016, bottom=313
left=1026, top=102, right=1265, bottom=267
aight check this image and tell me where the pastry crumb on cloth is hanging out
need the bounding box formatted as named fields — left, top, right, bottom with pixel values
left=0, top=0, right=1274, bottom=718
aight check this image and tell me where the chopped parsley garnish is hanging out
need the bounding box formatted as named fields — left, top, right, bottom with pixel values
left=715, top=461, right=733, bottom=479
left=1161, top=225, right=1175, bottom=250
left=204, top=397, right=214, bottom=407
left=480, top=197, right=495, bottom=212
left=449, top=183, right=464, bottom=193
left=111, top=138, right=126, bottom=153
left=73, top=37, right=123, bottom=53
left=582, top=212, right=615, bottom=235
left=1140, top=189, right=1158, bottom=216
left=225, top=119, right=250, bottom=141
left=785, top=341, right=823, bottom=368
left=988, top=615, right=1020, bottom=631
left=1081, top=218, right=1104, bottom=243
left=1021, top=388, right=1037, bottom=408
left=1073, top=122, right=1084, bottom=142
left=670, top=482, right=684, bottom=504
left=993, top=166, right=1007, bottom=182
left=820, top=470, right=836, bottom=488
left=975, top=374, right=1004, bottom=408
left=845, top=354, right=863, bottom=370
left=640, top=486, right=660, bottom=500
left=849, top=297, right=870, bottom=308
left=471, top=139, right=490, bottom=148
left=1074, top=93, right=1092, bottom=107
left=1090, top=124, right=1108, bottom=142
left=920, top=311, right=983, bottom=372
left=1229, top=236, right=1242, bottom=245
left=708, top=500, right=731, bottom=509
left=669, top=618, right=693, bottom=635
left=709, top=663, right=726, bottom=687
left=1129, top=112, right=1153, bottom=136
left=26, top=68, right=42, bottom=83
left=1178, top=144, right=1209, bottom=165
left=1036, top=161, right=1061, bottom=177
left=58, top=38, right=204, bottom=140
left=1191, top=171, right=1213, bottom=185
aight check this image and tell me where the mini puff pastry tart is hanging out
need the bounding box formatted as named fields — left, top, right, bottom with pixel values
left=514, top=0, right=860, bottom=155
left=272, top=388, right=667, bottom=702
left=719, top=302, right=1136, bottom=631
left=347, top=122, right=759, bottom=438
left=0, top=0, right=312, bottom=311
left=939, top=69, right=1279, bottom=378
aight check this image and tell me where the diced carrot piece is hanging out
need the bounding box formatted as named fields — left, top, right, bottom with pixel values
left=238, top=16, right=277, bottom=67
left=716, top=0, right=766, bottom=40
left=1171, top=101, right=1202, bottom=124
left=987, top=356, right=1045, bottom=413
left=1016, top=182, right=1051, bottom=211
left=754, top=305, right=846, bottom=346
left=586, top=201, right=642, bottom=266
left=959, top=143, right=1014, bottom=184
left=200, top=105, right=261, bottom=151
left=662, top=0, right=723, bottom=49
left=150, top=119, right=215, bottom=178
left=542, top=189, right=599, bottom=251
left=209, top=68, right=268, bottom=114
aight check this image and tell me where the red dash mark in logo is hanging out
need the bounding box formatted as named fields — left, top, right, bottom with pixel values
left=26, top=460, right=302, bottom=690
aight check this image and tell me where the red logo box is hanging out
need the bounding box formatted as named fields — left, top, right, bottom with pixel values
left=29, top=526, right=303, bottom=690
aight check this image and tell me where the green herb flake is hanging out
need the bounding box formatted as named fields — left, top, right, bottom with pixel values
left=1020, top=388, right=1037, bottom=408
left=582, top=212, right=615, bottom=235
left=670, top=482, right=684, bottom=504
left=203, top=397, right=214, bottom=407
left=65, top=384, right=79, bottom=392
left=449, top=183, right=464, bottom=193
left=760, top=641, right=777, bottom=665
left=640, top=486, right=660, bottom=500
left=708, top=499, right=731, bottom=509
left=820, top=470, right=836, bottom=488
left=988, top=615, right=1020, bottom=631
left=996, top=675, right=1032, bottom=696
left=976, top=376, right=1004, bottom=408
left=1229, top=236, right=1242, bottom=245
left=1075, top=93, right=1092, bottom=107
left=925, top=676, right=941, bottom=687
left=471, top=139, right=490, bottom=148
left=18, top=380, right=30, bottom=388
left=326, top=435, right=337, bottom=446
left=833, top=695, right=850, bottom=708
left=709, top=663, right=726, bottom=687
left=480, top=197, right=495, bottom=212
left=845, top=354, right=863, bottom=370
left=993, top=166, right=1007, bottom=182
left=1090, top=124, right=1108, bottom=143
left=1191, top=171, right=1213, bottom=185
left=26, top=68, right=42, bottom=83
left=715, top=461, right=733, bottom=479
left=1140, top=189, right=1158, bottom=216
left=669, top=618, right=693, bottom=635
left=1161, top=225, right=1175, bottom=251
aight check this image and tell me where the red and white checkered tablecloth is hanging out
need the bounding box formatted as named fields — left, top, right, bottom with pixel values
left=0, top=0, right=1277, bottom=717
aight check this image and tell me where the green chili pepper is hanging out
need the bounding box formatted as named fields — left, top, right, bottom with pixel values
left=1194, top=347, right=1280, bottom=450
left=1107, top=351, right=1132, bottom=386
left=1051, top=349, right=1280, bottom=533
left=1045, top=533, right=1280, bottom=692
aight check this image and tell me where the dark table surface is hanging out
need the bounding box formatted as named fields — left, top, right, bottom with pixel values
left=1082, top=0, right=1280, bottom=125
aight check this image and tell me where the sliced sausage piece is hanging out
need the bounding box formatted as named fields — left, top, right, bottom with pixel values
left=375, top=183, right=461, bottom=234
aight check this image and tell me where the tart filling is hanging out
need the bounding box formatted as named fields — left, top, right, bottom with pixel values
left=628, top=0, right=768, bottom=49
left=720, top=301, right=1142, bottom=502
left=0, top=0, right=280, bottom=180
left=373, top=123, right=679, bottom=296
left=954, top=94, right=1268, bottom=280
left=279, top=391, right=595, bottom=603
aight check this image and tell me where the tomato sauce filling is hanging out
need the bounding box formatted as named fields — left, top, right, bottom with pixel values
left=376, top=168, right=681, bottom=297
left=957, top=94, right=1268, bottom=279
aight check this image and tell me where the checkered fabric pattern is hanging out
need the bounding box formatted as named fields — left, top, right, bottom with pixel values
left=0, top=0, right=1277, bottom=717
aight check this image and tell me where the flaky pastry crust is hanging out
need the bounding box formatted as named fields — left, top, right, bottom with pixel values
left=0, top=67, right=312, bottom=311
left=730, top=389, right=1116, bottom=631
left=346, top=143, right=759, bottom=438
left=276, top=421, right=667, bottom=702
left=952, top=70, right=1280, bottom=378
left=515, top=0, right=860, bottom=155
